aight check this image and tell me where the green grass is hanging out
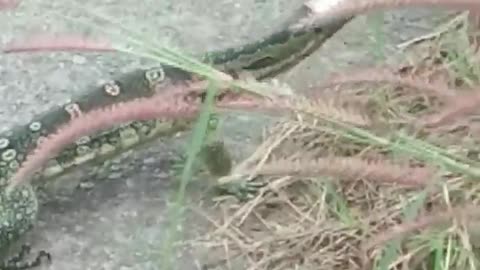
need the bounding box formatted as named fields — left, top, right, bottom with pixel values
left=367, top=12, right=386, bottom=62
left=159, top=80, right=218, bottom=269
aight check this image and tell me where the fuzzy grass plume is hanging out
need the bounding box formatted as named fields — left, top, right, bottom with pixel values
left=6, top=87, right=200, bottom=190
left=254, top=156, right=434, bottom=187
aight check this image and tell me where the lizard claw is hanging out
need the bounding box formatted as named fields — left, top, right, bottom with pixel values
left=215, top=177, right=267, bottom=201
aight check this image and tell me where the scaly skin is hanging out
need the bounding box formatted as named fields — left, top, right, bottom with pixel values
left=0, top=5, right=352, bottom=268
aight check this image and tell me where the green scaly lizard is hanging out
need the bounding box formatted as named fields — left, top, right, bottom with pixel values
left=0, top=5, right=352, bottom=269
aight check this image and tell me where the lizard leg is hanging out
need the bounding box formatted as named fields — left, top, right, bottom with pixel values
left=2, top=245, right=51, bottom=270
left=0, top=185, right=41, bottom=270
left=170, top=92, right=264, bottom=200
left=5, top=245, right=31, bottom=264
left=198, top=115, right=266, bottom=200
left=211, top=173, right=267, bottom=201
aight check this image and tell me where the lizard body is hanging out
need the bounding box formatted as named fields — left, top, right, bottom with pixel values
left=0, top=5, right=351, bottom=268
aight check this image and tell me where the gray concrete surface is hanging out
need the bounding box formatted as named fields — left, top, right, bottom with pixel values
left=0, top=1, right=453, bottom=269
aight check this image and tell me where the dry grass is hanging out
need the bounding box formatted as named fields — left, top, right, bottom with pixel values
left=189, top=13, right=480, bottom=270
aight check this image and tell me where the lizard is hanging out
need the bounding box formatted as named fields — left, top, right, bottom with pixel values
left=0, top=4, right=353, bottom=269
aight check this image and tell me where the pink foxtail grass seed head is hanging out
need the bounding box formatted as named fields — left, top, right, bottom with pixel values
left=6, top=89, right=200, bottom=191
left=5, top=87, right=270, bottom=191
left=416, top=89, right=480, bottom=128
left=317, top=67, right=458, bottom=100
left=3, top=34, right=115, bottom=53
left=362, top=203, right=480, bottom=252
left=0, top=0, right=20, bottom=10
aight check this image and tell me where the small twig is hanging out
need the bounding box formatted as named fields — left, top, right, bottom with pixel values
left=396, top=11, right=468, bottom=50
